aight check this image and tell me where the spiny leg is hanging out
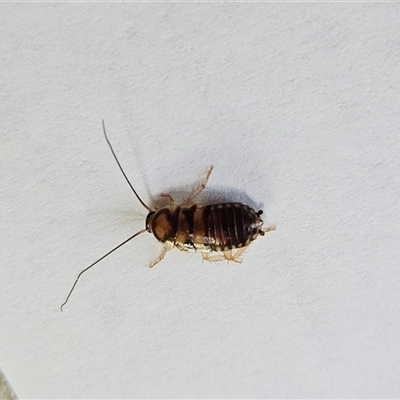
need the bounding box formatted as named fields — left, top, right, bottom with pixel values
left=201, top=246, right=248, bottom=263
left=223, top=249, right=243, bottom=263
left=149, top=247, right=169, bottom=268
left=201, top=252, right=226, bottom=262
left=230, top=246, right=248, bottom=263
left=186, top=166, right=214, bottom=203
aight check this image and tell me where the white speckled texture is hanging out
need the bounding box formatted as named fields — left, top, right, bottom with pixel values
left=1, top=3, right=400, bottom=398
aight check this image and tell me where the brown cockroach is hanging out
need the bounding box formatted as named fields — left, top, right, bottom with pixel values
left=61, top=121, right=275, bottom=310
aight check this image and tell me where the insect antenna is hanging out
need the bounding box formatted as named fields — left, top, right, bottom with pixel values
left=61, top=228, right=147, bottom=311
left=102, top=120, right=153, bottom=212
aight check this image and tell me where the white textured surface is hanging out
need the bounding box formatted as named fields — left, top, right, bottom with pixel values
left=1, top=3, right=400, bottom=398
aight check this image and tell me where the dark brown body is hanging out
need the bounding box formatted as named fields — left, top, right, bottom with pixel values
left=146, top=203, right=264, bottom=253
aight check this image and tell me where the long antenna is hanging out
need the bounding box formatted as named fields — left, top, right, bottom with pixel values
left=102, top=120, right=152, bottom=212
left=61, top=228, right=147, bottom=311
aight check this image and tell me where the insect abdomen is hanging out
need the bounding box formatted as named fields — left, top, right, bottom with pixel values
left=175, top=203, right=263, bottom=252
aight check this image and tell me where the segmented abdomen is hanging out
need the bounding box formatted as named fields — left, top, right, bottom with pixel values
left=175, top=203, right=263, bottom=252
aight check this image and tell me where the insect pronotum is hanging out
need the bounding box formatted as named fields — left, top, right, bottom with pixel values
left=60, top=121, right=275, bottom=310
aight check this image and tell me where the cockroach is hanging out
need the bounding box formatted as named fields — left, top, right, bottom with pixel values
left=60, top=121, right=275, bottom=310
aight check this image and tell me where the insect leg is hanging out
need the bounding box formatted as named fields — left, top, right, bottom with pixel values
left=160, top=193, right=174, bottom=205
left=222, top=250, right=239, bottom=263
left=186, top=166, right=214, bottom=203
left=201, top=252, right=226, bottom=262
left=222, top=249, right=243, bottom=263
left=202, top=245, right=249, bottom=263
left=149, top=247, right=169, bottom=268
left=262, top=226, right=276, bottom=235
left=229, top=247, right=248, bottom=263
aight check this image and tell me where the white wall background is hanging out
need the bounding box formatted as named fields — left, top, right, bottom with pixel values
left=1, top=3, right=400, bottom=398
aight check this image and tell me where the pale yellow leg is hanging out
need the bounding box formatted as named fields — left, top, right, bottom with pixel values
left=201, top=252, right=226, bottom=262
left=201, top=246, right=248, bottom=263
left=263, top=226, right=276, bottom=234
left=230, top=247, right=248, bottom=263
left=223, top=250, right=234, bottom=261
left=186, top=166, right=214, bottom=203
left=160, top=193, right=174, bottom=205
left=149, top=247, right=169, bottom=268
